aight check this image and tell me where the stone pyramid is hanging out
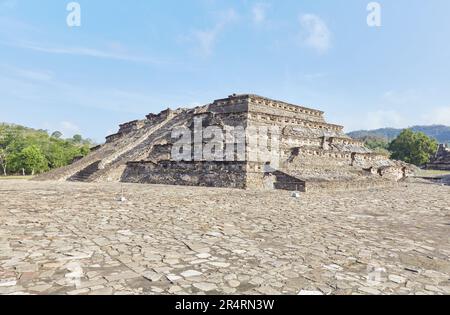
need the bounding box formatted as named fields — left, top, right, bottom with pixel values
left=36, top=94, right=413, bottom=191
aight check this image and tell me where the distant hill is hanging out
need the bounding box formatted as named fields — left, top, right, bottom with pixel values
left=348, top=125, right=450, bottom=144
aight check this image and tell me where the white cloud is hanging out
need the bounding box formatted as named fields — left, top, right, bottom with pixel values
left=382, top=89, right=418, bottom=105
left=185, top=9, right=238, bottom=56
left=252, top=3, right=268, bottom=25
left=0, top=68, right=157, bottom=115
left=190, top=29, right=217, bottom=56
left=422, top=106, right=450, bottom=126
left=41, top=121, right=81, bottom=138
left=299, top=14, right=331, bottom=54
left=366, top=110, right=406, bottom=129
left=60, top=121, right=80, bottom=136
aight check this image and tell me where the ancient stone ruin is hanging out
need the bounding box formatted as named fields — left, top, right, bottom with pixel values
left=36, top=94, right=413, bottom=191
left=427, top=144, right=450, bottom=171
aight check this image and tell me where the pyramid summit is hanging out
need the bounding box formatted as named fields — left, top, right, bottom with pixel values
left=36, top=94, right=414, bottom=191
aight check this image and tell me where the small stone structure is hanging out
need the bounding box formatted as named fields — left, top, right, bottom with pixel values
left=427, top=144, right=450, bottom=170
left=36, top=94, right=413, bottom=191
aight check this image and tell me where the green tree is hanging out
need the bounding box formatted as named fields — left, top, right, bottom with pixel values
left=18, top=145, right=49, bottom=175
left=0, top=123, right=94, bottom=175
left=0, top=148, right=8, bottom=176
left=72, top=134, right=83, bottom=143
left=79, top=144, right=91, bottom=156
left=0, top=128, right=15, bottom=176
left=46, top=142, right=66, bottom=168
left=51, top=131, right=63, bottom=139
left=388, top=129, right=438, bottom=166
left=364, top=137, right=389, bottom=151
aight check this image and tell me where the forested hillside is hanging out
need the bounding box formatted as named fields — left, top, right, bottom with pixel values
left=0, top=123, right=94, bottom=175
left=348, top=125, right=450, bottom=144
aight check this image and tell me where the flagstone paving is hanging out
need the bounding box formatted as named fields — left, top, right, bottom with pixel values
left=0, top=180, right=449, bottom=295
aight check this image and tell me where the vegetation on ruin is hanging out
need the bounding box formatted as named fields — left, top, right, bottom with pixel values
left=388, top=129, right=439, bottom=166
left=358, top=136, right=391, bottom=157
left=0, top=123, right=94, bottom=176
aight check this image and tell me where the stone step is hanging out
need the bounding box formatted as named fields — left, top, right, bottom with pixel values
left=272, top=171, right=306, bottom=192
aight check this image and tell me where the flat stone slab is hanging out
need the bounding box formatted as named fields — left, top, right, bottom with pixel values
left=0, top=180, right=449, bottom=295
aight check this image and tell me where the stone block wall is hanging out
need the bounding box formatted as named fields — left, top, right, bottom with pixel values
left=427, top=144, right=450, bottom=170
left=119, top=120, right=146, bottom=134
left=247, top=95, right=325, bottom=123
left=122, top=161, right=248, bottom=189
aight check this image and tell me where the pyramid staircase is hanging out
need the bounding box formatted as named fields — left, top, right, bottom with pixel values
left=68, top=161, right=102, bottom=182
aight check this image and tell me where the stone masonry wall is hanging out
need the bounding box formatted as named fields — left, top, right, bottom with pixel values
left=122, top=161, right=248, bottom=189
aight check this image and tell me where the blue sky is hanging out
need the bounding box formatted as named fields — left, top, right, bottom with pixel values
left=1, top=0, right=450, bottom=142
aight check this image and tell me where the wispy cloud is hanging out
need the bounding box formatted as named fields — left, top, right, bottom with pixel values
left=39, top=121, right=81, bottom=138
left=2, top=40, right=164, bottom=65
left=0, top=64, right=53, bottom=81
left=60, top=121, right=80, bottom=136
left=184, top=9, right=238, bottom=56
left=366, top=109, right=406, bottom=129
left=382, top=89, right=419, bottom=105
left=252, top=3, right=269, bottom=25
left=299, top=14, right=331, bottom=54
left=422, top=106, right=450, bottom=126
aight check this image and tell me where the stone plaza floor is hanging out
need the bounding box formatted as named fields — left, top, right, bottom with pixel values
left=0, top=179, right=449, bottom=295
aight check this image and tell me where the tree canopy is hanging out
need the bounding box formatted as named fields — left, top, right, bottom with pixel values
left=0, top=123, right=94, bottom=176
left=388, top=129, right=438, bottom=166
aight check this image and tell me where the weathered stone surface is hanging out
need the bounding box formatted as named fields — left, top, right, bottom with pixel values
left=0, top=180, right=448, bottom=295
left=104, top=271, right=140, bottom=282
left=298, top=290, right=323, bottom=296
left=180, top=270, right=203, bottom=278
left=228, top=280, right=241, bottom=288
left=193, top=283, right=218, bottom=292
left=427, top=144, right=450, bottom=171
left=389, top=275, right=407, bottom=284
